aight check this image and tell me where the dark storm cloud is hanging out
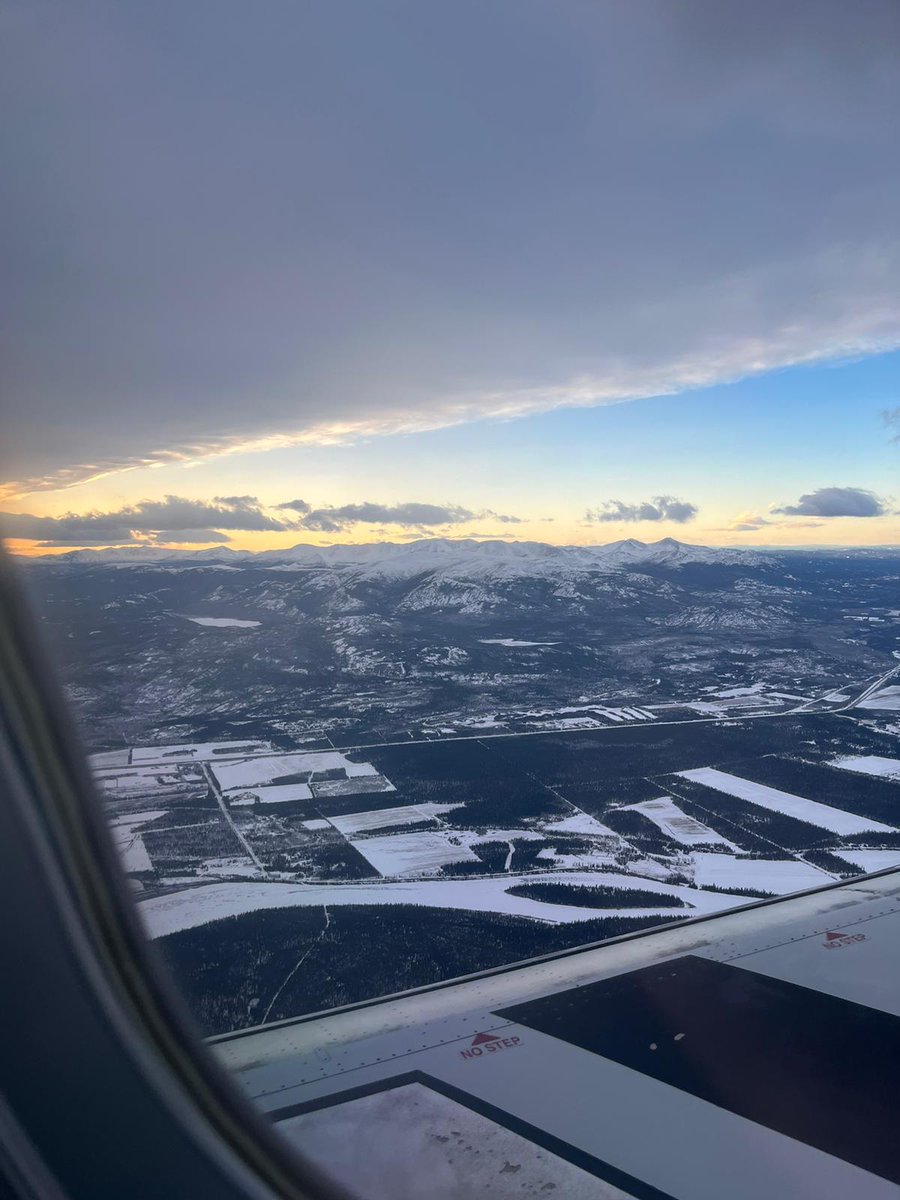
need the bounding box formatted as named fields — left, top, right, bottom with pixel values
left=294, top=501, right=520, bottom=531
left=2, top=0, right=899, bottom=491
left=0, top=495, right=288, bottom=545
left=772, top=487, right=888, bottom=518
left=587, top=497, right=698, bottom=524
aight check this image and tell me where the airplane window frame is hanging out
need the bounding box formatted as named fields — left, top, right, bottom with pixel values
left=0, top=546, right=346, bottom=1200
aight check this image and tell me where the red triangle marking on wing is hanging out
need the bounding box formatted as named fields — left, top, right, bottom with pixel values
left=825, top=930, right=846, bottom=941
left=471, top=1031, right=502, bottom=1046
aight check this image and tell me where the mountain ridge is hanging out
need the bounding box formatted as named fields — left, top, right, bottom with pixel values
left=24, top=536, right=775, bottom=575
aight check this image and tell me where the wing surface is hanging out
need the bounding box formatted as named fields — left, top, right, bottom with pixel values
left=214, top=870, right=900, bottom=1199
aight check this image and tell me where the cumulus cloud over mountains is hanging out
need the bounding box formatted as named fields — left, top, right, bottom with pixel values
left=587, top=497, right=698, bottom=524
left=279, top=501, right=521, bottom=533
left=0, top=496, right=522, bottom=545
left=0, top=496, right=286, bottom=546
left=772, top=487, right=888, bottom=519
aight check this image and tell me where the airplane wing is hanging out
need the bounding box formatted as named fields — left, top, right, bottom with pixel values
left=213, top=868, right=900, bottom=1200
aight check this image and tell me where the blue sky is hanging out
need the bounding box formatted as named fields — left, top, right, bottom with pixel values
left=6, top=349, right=896, bottom=550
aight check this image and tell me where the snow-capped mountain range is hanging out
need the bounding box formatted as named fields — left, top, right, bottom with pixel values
left=29, top=537, right=772, bottom=577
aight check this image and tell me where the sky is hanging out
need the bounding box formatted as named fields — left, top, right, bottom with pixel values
left=1, top=0, right=898, bottom=553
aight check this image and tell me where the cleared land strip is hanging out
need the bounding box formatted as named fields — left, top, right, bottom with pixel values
left=138, top=871, right=742, bottom=938
left=676, top=767, right=895, bottom=836
left=202, top=763, right=270, bottom=878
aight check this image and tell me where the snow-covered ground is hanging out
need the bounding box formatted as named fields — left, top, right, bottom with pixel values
left=531, top=716, right=605, bottom=730
left=838, top=849, right=900, bottom=874
left=138, top=870, right=748, bottom=938
left=710, top=683, right=767, bottom=698
left=594, top=706, right=655, bottom=722
left=212, top=750, right=379, bottom=790
left=109, top=810, right=167, bottom=872
left=184, top=616, right=261, bottom=628
left=197, top=856, right=265, bottom=879
left=93, top=765, right=186, bottom=795
left=90, top=748, right=131, bottom=769
left=677, top=767, right=895, bottom=835
left=229, top=783, right=313, bottom=806
left=349, top=831, right=480, bottom=876
left=539, top=812, right=621, bottom=838
left=859, top=686, right=900, bottom=711
left=829, top=755, right=900, bottom=780
left=535, top=847, right=622, bottom=871
left=330, top=803, right=463, bottom=836
left=622, top=796, right=740, bottom=849
left=129, top=740, right=274, bottom=765
left=455, top=829, right=544, bottom=848
left=685, top=697, right=780, bottom=716
left=690, top=852, right=833, bottom=894
left=312, top=775, right=396, bottom=797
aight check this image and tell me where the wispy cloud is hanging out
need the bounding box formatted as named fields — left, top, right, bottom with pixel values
left=586, top=496, right=698, bottom=524
left=724, top=512, right=772, bottom=532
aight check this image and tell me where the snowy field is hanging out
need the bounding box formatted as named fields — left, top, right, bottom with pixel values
left=130, top=740, right=274, bottom=765
left=138, top=869, right=745, bottom=938
left=532, top=716, right=604, bottom=730
left=197, top=857, right=264, bottom=879
left=596, top=706, right=654, bottom=722
left=838, top=849, right=900, bottom=874
left=184, top=616, right=261, bottom=628
left=690, top=853, right=833, bottom=894
left=686, top=698, right=778, bottom=716
left=312, top=775, right=396, bottom=798
left=536, top=847, right=623, bottom=872
left=228, top=783, right=313, bottom=806
left=329, top=803, right=462, bottom=836
left=540, top=812, right=621, bottom=838
left=90, top=748, right=131, bottom=769
left=830, top=755, right=900, bottom=780
left=212, top=750, right=379, bottom=790
left=109, top=810, right=167, bottom=872
left=677, top=767, right=895, bottom=835
left=623, top=797, right=740, bottom=849
left=349, top=831, right=480, bottom=876
left=93, top=765, right=186, bottom=795
left=859, top=686, right=900, bottom=711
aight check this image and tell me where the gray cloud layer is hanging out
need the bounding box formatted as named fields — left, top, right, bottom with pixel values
left=282, top=501, right=520, bottom=533
left=0, top=495, right=518, bottom=544
left=2, top=1, right=899, bottom=492
left=587, top=497, right=698, bottom=524
left=0, top=495, right=287, bottom=545
left=772, top=487, right=887, bottom=518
